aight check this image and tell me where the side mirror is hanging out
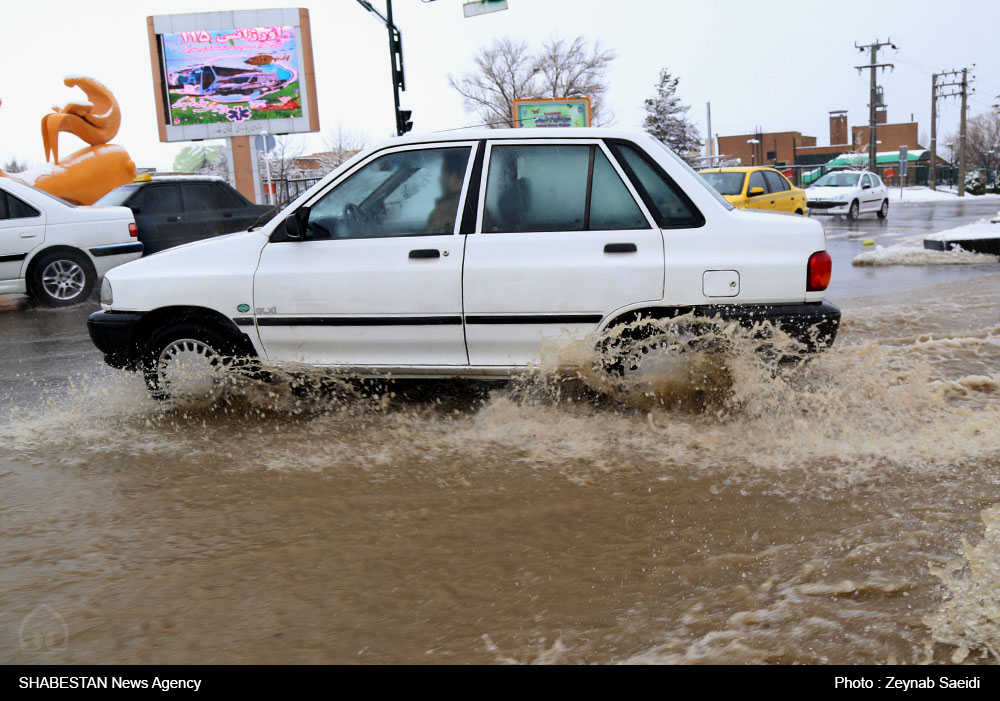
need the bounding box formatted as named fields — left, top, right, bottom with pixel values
left=862, top=183, right=871, bottom=190
left=748, top=186, right=765, bottom=197
left=284, top=207, right=310, bottom=240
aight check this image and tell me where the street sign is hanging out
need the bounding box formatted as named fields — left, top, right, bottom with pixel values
left=899, top=145, right=908, bottom=177
left=463, top=1, right=508, bottom=18
left=255, top=134, right=277, bottom=153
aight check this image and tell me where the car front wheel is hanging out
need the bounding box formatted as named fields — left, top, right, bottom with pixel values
left=28, top=250, right=95, bottom=307
left=142, top=320, right=250, bottom=401
left=877, top=199, right=889, bottom=219
left=847, top=200, right=860, bottom=220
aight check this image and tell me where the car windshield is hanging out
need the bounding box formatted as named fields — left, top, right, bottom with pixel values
left=654, top=140, right=734, bottom=210
left=700, top=171, right=746, bottom=196
left=94, top=184, right=140, bottom=206
left=811, top=172, right=861, bottom=188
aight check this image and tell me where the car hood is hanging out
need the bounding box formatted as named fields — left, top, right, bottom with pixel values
left=805, top=186, right=856, bottom=199
left=105, top=229, right=268, bottom=313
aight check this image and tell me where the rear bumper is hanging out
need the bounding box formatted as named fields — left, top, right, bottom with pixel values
left=88, top=310, right=144, bottom=369
left=692, top=300, right=841, bottom=351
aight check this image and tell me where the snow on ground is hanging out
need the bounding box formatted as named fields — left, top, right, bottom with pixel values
left=895, top=186, right=1000, bottom=203
left=925, top=215, right=1000, bottom=241
left=852, top=241, right=999, bottom=267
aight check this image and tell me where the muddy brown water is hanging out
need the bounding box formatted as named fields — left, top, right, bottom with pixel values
left=2, top=274, right=1000, bottom=664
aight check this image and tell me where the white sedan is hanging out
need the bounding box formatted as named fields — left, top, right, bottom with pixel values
left=0, top=177, right=141, bottom=306
left=805, top=170, right=889, bottom=220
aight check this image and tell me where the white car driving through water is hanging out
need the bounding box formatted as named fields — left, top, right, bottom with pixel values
left=87, top=128, right=840, bottom=397
left=1, top=177, right=142, bottom=306
left=805, top=169, right=889, bottom=220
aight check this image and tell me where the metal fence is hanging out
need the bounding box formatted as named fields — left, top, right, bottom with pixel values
left=262, top=176, right=324, bottom=210
left=778, top=164, right=988, bottom=190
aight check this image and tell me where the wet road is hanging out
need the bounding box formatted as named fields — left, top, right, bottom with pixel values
left=2, top=201, right=999, bottom=664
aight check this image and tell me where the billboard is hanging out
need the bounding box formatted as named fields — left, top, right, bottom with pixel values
left=148, top=9, right=319, bottom=142
left=513, top=97, right=592, bottom=128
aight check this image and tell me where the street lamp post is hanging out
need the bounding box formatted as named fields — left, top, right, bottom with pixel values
left=357, top=1, right=411, bottom=136
left=747, top=138, right=759, bottom=166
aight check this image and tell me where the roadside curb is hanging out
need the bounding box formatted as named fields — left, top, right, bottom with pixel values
left=923, top=237, right=1000, bottom=256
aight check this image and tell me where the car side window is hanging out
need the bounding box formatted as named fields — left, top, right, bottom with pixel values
left=183, top=183, right=230, bottom=212
left=214, top=184, right=248, bottom=209
left=608, top=142, right=702, bottom=227
left=748, top=171, right=767, bottom=195
left=483, top=144, right=649, bottom=233
left=0, top=190, right=40, bottom=220
left=862, top=175, right=872, bottom=188
left=305, top=146, right=472, bottom=240
left=762, top=170, right=787, bottom=193
left=131, top=185, right=181, bottom=214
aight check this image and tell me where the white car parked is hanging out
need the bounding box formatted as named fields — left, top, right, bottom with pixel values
left=805, top=169, right=889, bottom=220
left=0, top=177, right=142, bottom=306
left=88, top=129, right=840, bottom=397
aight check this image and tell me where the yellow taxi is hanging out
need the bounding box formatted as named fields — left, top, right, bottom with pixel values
left=698, top=167, right=809, bottom=215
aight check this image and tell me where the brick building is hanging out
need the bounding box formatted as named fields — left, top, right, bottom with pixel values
left=716, top=110, right=924, bottom=167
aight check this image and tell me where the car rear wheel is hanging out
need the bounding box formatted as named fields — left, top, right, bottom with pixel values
left=847, top=200, right=860, bottom=220
left=877, top=199, right=889, bottom=219
left=28, top=249, right=95, bottom=307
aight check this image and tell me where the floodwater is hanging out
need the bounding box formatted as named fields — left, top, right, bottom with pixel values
left=3, top=206, right=1000, bottom=664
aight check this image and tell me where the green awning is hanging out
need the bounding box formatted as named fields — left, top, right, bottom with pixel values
left=825, top=150, right=927, bottom=167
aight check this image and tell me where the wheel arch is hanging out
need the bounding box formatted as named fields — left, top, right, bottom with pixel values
left=130, top=305, right=258, bottom=363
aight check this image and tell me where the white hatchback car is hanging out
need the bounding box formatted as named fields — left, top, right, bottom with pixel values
left=1, top=177, right=142, bottom=306
left=805, top=169, right=889, bottom=220
left=88, top=129, right=840, bottom=396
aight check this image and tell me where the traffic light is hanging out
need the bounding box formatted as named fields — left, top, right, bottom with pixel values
left=398, top=109, right=413, bottom=135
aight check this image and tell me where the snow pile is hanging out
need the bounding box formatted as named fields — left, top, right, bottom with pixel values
left=897, top=186, right=1000, bottom=203
left=852, top=241, right=998, bottom=267
left=925, top=215, right=1000, bottom=242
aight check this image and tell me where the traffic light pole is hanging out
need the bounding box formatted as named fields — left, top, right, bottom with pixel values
left=357, top=0, right=412, bottom=136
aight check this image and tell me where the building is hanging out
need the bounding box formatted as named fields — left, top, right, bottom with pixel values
left=717, top=109, right=923, bottom=167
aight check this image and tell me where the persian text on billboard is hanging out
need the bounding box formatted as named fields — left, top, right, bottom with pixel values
left=162, top=26, right=302, bottom=127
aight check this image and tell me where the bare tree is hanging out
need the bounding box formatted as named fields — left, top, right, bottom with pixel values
left=2, top=157, right=27, bottom=173
left=322, top=123, right=370, bottom=171
left=535, top=36, right=616, bottom=126
left=961, top=110, right=1000, bottom=169
left=448, top=36, right=615, bottom=128
left=448, top=38, right=540, bottom=128
left=265, top=135, right=308, bottom=182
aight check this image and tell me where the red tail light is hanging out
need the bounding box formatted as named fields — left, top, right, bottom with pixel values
left=807, top=250, right=832, bottom=291
left=128, top=222, right=138, bottom=238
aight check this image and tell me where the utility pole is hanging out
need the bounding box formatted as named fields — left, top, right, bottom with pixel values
left=854, top=39, right=896, bottom=174
left=930, top=69, right=967, bottom=191
left=705, top=102, right=713, bottom=160
left=958, top=67, right=968, bottom=197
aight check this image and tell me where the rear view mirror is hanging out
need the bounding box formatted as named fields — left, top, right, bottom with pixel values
left=748, top=186, right=765, bottom=197
left=284, top=207, right=310, bottom=240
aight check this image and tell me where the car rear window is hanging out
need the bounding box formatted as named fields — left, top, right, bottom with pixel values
left=94, top=184, right=140, bottom=207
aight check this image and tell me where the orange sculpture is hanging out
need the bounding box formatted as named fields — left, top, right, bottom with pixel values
left=0, top=78, right=136, bottom=205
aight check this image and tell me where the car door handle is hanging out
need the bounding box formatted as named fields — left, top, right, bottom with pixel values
left=409, top=249, right=440, bottom=259
left=19, top=232, right=37, bottom=238
left=222, top=212, right=233, bottom=218
left=167, top=216, right=181, bottom=222
left=604, top=243, right=637, bottom=253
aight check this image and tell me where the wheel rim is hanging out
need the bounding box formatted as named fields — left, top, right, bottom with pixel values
left=850, top=202, right=859, bottom=218
left=881, top=201, right=888, bottom=215
left=156, top=338, right=224, bottom=397
left=41, top=260, right=86, bottom=300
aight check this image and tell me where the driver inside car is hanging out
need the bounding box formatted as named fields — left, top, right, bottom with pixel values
left=424, top=151, right=467, bottom=234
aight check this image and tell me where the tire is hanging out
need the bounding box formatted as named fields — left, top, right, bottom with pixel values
left=877, top=199, right=889, bottom=219
left=141, top=320, right=251, bottom=400
left=795, top=208, right=804, bottom=215
left=847, top=200, right=860, bottom=221
left=28, top=249, right=95, bottom=307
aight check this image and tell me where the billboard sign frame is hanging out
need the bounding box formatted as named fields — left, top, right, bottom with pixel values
left=147, top=8, right=320, bottom=143
left=513, top=97, right=592, bottom=129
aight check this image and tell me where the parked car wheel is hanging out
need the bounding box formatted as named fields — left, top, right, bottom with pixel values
left=877, top=199, right=889, bottom=219
left=847, top=200, right=860, bottom=220
left=28, top=249, right=95, bottom=307
left=142, top=320, right=251, bottom=400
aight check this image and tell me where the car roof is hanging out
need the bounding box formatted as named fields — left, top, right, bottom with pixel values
left=132, top=175, right=227, bottom=184
left=697, top=166, right=779, bottom=173
left=372, top=127, right=655, bottom=149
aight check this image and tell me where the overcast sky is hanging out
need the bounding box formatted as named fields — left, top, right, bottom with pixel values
left=1, top=0, right=998, bottom=172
